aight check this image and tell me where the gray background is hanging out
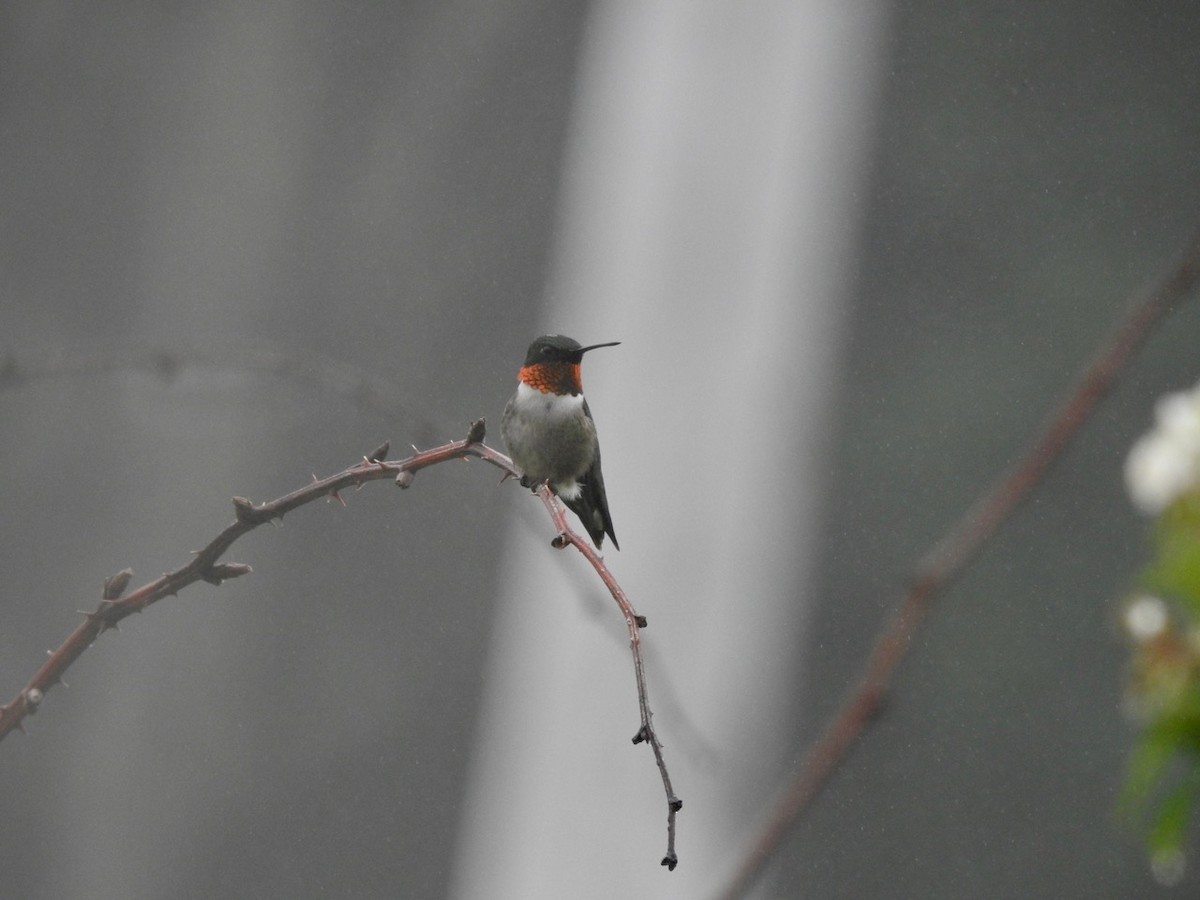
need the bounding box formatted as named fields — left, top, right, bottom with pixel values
left=1, top=2, right=1199, bottom=898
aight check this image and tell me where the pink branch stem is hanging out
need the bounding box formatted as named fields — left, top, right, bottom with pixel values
left=0, top=417, right=678, bottom=867
left=535, top=485, right=682, bottom=869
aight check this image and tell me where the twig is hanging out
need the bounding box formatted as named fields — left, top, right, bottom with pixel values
left=0, top=416, right=678, bottom=864
left=535, top=484, right=682, bottom=869
left=0, top=428, right=486, bottom=741
left=715, top=232, right=1200, bottom=900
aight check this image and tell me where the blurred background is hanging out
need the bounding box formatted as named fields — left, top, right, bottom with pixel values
left=2, top=2, right=1199, bottom=898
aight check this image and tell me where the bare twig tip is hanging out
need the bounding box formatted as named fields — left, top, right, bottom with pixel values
left=202, top=563, right=253, bottom=585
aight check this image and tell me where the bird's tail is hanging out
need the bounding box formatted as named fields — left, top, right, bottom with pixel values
left=565, top=474, right=618, bottom=551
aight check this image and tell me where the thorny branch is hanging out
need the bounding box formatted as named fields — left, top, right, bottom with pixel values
left=0, top=418, right=680, bottom=869
left=714, top=232, right=1200, bottom=899
left=536, top=484, right=682, bottom=869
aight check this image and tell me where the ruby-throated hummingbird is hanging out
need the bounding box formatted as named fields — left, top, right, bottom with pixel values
left=501, top=334, right=621, bottom=550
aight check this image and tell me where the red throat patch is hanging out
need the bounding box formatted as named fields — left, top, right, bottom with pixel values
left=518, top=361, right=583, bottom=395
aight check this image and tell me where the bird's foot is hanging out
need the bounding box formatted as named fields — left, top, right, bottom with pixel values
left=519, top=475, right=553, bottom=495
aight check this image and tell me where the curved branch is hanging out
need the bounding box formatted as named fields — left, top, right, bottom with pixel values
left=0, top=416, right=679, bottom=865
left=535, top=484, right=682, bottom=869
left=0, top=427, right=495, bottom=741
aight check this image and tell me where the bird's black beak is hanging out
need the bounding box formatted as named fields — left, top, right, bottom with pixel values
left=578, top=341, right=621, bottom=355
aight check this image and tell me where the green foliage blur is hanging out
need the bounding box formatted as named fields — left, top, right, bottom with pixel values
left=1121, top=489, right=1200, bottom=884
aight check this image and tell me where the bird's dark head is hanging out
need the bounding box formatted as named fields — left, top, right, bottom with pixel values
left=522, top=334, right=620, bottom=366
left=517, top=335, right=620, bottom=395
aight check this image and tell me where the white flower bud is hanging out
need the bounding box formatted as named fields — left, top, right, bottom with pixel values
left=1125, top=381, right=1200, bottom=515
left=1123, top=594, right=1168, bottom=642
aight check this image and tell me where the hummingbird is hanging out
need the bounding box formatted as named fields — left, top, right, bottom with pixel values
left=501, top=334, right=621, bottom=550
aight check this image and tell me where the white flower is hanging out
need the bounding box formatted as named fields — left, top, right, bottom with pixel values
left=1157, top=390, right=1200, bottom=447
left=1152, top=846, right=1186, bottom=887
left=1125, top=382, right=1200, bottom=515
left=1123, top=594, right=1169, bottom=642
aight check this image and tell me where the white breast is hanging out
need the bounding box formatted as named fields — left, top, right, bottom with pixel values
left=513, top=381, right=585, bottom=418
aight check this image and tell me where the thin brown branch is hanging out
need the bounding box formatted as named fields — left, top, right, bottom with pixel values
left=715, top=233, right=1200, bottom=900
left=0, top=422, right=495, bottom=742
left=535, top=484, right=682, bottom=870
left=0, top=415, right=677, bottom=866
